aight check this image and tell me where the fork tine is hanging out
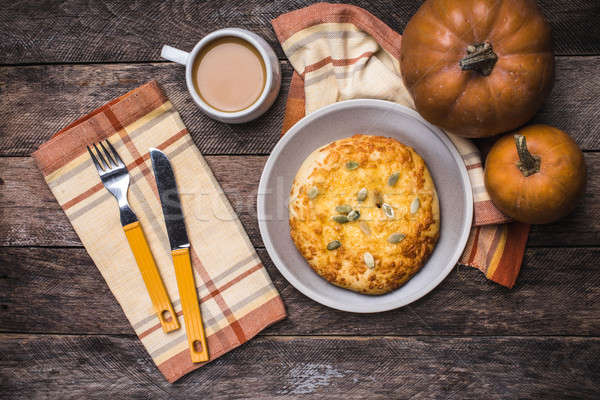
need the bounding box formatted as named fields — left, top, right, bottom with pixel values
left=99, top=141, right=116, bottom=168
left=105, top=140, right=124, bottom=167
left=87, top=146, right=104, bottom=173
left=93, top=143, right=109, bottom=169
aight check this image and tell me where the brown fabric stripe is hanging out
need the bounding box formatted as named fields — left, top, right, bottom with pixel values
left=139, top=310, right=184, bottom=339
left=202, top=263, right=264, bottom=302
left=489, top=222, right=530, bottom=288
left=137, top=263, right=264, bottom=339
left=466, top=227, right=481, bottom=266
left=188, top=247, right=248, bottom=345
left=288, top=71, right=306, bottom=99
left=118, top=133, right=157, bottom=195
left=61, top=182, right=104, bottom=211
left=104, top=106, right=125, bottom=132
left=302, top=51, right=374, bottom=76
left=281, top=72, right=306, bottom=136
left=466, top=162, right=482, bottom=170
left=158, top=296, right=286, bottom=383
left=155, top=127, right=190, bottom=151
left=32, top=81, right=168, bottom=175
left=112, top=109, right=159, bottom=199
left=60, top=128, right=188, bottom=210
left=272, top=3, right=402, bottom=60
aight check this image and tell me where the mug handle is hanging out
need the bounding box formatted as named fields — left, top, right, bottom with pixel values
left=161, top=45, right=189, bottom=65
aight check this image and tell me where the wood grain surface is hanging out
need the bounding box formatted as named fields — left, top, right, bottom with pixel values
left=1, top=0, right=599, bottom=398
left=1, top=333, right=598, bottom=399
left=1, top=0, right=599, bottom=64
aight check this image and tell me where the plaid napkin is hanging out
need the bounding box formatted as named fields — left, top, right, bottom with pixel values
left=32, top=81, right=286, bottom=382
left=273, top=3, right=530, bottom=288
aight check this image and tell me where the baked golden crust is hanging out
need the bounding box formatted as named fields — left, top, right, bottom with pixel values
left=289, top=134, right=440, bottom=295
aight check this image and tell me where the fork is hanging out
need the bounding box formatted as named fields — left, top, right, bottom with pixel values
left=88, top=140, right=180, bottom=333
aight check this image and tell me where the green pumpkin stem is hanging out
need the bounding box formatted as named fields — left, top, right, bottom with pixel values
left=459, top=42, right=498, bottom=76
left=514, top=134, right=541, bottom=177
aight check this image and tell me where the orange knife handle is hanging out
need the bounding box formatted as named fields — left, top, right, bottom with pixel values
left=123, top=221, right=180, bottom=333
left=172, top=248, right=209, bottom=363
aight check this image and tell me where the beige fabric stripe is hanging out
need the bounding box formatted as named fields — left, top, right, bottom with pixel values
left=461, top=152, right=481, bottom=164
left=472, top=185, right=487, bottom=195
left=304, top=57, right=369, bottom=86
left=285, top=30, right=368, bottom=55
left=281, top=22, right=362, bottom=52
left=150, top=332, right=188, bottom=359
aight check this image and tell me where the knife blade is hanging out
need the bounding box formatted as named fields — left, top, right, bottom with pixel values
left=150, top=148, right=209, bottom=363
left=150, top=148, right=190, bottom=250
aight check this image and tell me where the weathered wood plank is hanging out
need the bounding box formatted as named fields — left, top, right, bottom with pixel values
left=1, top=333, right=598, bottom=399
left=1, top=154, right=598, bottom=248
left=1, top=57, right=599, bottom=156
left=1, top=0, right=599, bottom=65
left=2, top=246, right=599, bottom=336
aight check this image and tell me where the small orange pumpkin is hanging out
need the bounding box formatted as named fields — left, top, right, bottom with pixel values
left=400, top=0, right=554, bottom=138
left=484, top=125, right=586, bottom=224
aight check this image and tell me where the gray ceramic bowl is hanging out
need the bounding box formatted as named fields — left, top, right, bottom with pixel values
left=258, top=100, right=473, bottom=313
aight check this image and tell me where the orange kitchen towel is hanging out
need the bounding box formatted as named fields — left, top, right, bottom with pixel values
left=273, top=3, right=530, bottom=288
left=32, top=81, right=286, bottom=382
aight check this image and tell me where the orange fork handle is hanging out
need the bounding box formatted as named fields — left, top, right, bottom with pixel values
left=123, top=221, right=180, bottom=333
left=172, top=248, right=209, bottom=363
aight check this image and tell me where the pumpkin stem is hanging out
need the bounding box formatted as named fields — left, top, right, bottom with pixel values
left=514, top=134, right=541, bottom=177
left=459, top=42, right=498, bottom=76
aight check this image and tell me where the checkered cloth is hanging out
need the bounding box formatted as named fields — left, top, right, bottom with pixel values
left=273, top=3, right=530, bottom=287
left=32, top=81, right=286, bottom=382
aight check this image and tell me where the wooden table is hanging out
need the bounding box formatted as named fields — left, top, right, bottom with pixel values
left=1, top=1, right=599, bottom=398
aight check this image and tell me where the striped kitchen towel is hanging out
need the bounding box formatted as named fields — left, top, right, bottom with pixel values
left=32, top=81, right=286, bottom=382
left=273, top=3, right=530, bottom=288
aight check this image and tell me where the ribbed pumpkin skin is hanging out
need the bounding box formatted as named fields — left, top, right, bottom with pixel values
left=400, top=0, right=554, bottom=138
left=484, top=125, right=586, bottom=224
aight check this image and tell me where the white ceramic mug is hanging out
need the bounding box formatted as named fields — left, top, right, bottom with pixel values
left=161, top=28, right=281, bottom=124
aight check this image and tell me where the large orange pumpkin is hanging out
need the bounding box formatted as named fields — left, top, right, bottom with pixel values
left=400, top=0, right=555, bottom=138
left=484, top=125, right=586, bottom=224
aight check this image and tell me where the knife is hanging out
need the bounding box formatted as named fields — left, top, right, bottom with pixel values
left=150, top=148, right=209, bottom=363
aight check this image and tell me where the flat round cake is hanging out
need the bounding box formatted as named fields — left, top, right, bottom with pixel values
left=289, top=134, right=440, bottom=295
